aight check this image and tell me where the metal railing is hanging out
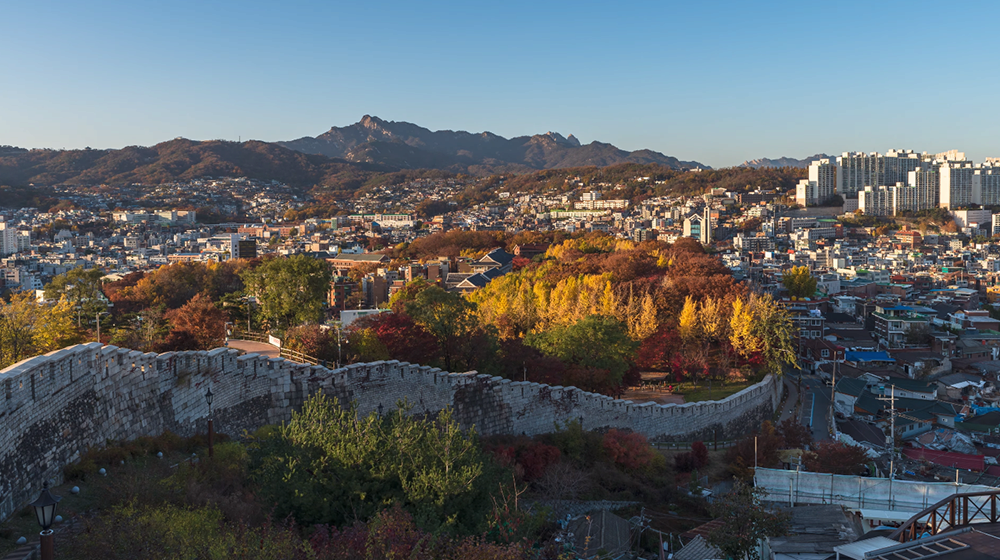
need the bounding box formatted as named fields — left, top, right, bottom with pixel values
left=890, top=489, right=1000, bottom=542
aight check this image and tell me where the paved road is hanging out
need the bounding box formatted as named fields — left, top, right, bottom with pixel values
left=797, top=373, right=833, bottom=443
left=226, top=339, right=279, bottom=358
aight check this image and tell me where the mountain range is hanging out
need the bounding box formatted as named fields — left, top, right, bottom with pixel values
left=0, top=117, right=708, bottom=188
left=738, top=154, right=831, bottom=169
left=278, top=116, right=707, bottom=173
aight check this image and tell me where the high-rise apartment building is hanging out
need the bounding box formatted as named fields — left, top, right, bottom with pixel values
left=978, top=163, right=1000, bottom=207
left=939, top=162, right=978, bottom=209
left=858, top=185, right=895, bottom=216
left=907, top=166, right=940, bottom=210
left=0, top=222, right=17, bottom=256
left=837, top=152, right=881, bottom=197
left=795, top=158, right=838, bottom=206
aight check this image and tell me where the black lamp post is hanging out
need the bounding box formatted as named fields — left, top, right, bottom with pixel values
left=29, top=481, right=61, bottom=560
left=377, top=403, right=383, bottom=417
left=206, top=387, right=214, bottom=458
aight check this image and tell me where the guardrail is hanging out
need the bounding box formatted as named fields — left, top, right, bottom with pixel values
left=890, top=489, right=1000, bottom=542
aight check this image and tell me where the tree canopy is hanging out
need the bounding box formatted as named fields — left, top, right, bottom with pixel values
left=782, top=266, right=817, bottom=298
left=240, top=255, right=332, bottom=332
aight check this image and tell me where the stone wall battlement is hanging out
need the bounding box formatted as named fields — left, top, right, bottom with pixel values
left=0, top=344, right=779, bottom=521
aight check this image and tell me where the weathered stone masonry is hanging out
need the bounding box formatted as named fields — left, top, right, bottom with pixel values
left=0, top=343, right=779, bottom=521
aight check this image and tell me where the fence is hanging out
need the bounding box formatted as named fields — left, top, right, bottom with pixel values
left=278, top=347, right=324, bottom=366
left=652, top=439, right=738, bottom=451
left=228, top=330, right=270, bottom=344
left=229, top=331, right=325, bottom=366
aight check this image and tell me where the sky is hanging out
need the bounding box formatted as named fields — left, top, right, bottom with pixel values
left=3, top=0, right=1000, bottom=168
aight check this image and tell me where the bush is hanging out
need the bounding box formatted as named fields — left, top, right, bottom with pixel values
left=249, top=394, right=505, bottom=533
left=675, top=442, right=709, bottom=472
left=602, top=429, right=659, bottom=473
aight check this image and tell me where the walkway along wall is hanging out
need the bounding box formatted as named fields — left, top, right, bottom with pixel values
left=0, top=343, right=781, bottom=521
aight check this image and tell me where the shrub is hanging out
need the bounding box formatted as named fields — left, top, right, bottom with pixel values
left=691, top=441, right=709, bottom=469
left=517, top=443, right=561, bottom=481
left=602, top=429, right=658, bottom=473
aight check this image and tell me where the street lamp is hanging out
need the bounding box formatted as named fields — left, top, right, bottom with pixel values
left=96, top=310, right=110, bottom=344
left=29, top=481, right=61, bottom=560
left=205, top=387, right=214, bottom=458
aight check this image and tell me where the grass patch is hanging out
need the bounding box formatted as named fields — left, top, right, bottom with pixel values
left=675, top=380, right=753, bottom=403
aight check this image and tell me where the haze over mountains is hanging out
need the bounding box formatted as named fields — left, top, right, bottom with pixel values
left=738, top=154, right=831, bottom=169
left=278, top=116, right=707, bottom=173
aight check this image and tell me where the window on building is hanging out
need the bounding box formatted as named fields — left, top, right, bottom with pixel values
left=821, top=349, right=829, bottom=357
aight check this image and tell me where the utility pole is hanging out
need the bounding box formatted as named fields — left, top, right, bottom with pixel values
left=876, top=384, right=897, bottom=477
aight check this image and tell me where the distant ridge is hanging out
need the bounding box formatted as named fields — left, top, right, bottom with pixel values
left=278, top=115, right=708, bottom=173
left=739, top=154, right=831, bottom=169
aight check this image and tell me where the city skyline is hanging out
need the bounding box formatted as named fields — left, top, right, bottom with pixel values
left=5, top=0, right=1000, bottom=168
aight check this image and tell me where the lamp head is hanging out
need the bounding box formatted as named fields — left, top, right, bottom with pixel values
left=206, top=387, right=214, bottom=406
left=29, top=481, right=61, bottom=530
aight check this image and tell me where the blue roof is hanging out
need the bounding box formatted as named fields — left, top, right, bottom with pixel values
left=845, top=351, right=896, bottom=363
left=881, top=305, right=914, bottom=311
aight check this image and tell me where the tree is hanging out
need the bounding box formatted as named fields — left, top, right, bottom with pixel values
left=782, top=266, right=817, bottom=298
left=725, top=420, right=783, bottom=479
left=777, top=417, right=812, bottom=450
left=803, top=442, right=870, bottom=475
left=0, top=292, right=79, bottom=369
left=44, top=266, right=108, bottom=323
left=239, top=255, right=332, bottom=332
left=677, top=296, right=699, bottom=344
left=707, top=481, right=790, bottom=560
left=249, top=393, right=501, bottom=533
left=525, top=315, right=638, bottom=393
left=163, top=294, right=227, bottom=350
left=905, top=323, right=932, bottom=346
left=730, top=294, right=797, bottom=375
left=404, top=286, right=482, bottom=371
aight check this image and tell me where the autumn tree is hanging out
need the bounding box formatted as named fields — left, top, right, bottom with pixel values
left=240, top=255, right=332, bottom=332
left=782, top=266, right=817, bottom=298
left=803, top=442, right=870, bottom=475
left=708, top=481, right=790, bottom=560
left=0, top=292, right=79, bottom=369
left=729, top=293, right=797, bottom=375
left=677, top=296, right=699, bottom=344
left=164, top=294, right=227, bottom=350
left=725, top=420, right=783, bottom=479
left=777, top=417, right=813, bottom=450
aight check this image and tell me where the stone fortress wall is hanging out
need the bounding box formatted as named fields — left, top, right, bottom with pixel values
left=0, top=343, right=780, bottom=521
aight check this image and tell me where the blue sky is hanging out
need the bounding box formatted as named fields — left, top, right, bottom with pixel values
left=3, top=0, right=1000, bottom=168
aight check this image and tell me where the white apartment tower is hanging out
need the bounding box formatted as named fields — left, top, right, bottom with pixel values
left=0, top=222, right=17, bottom=256
left=939, top=161, right=979, bottom=209
left=858, top=185, right=895, bottom=216
left=795, top=158, right=837, bottom=206
left=837, top=152, right=880, bottom=197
